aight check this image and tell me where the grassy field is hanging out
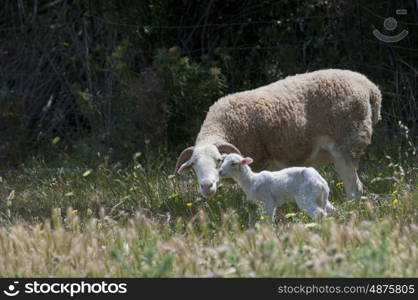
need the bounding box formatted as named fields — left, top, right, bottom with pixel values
left=0, top=130, right=416, bottom=277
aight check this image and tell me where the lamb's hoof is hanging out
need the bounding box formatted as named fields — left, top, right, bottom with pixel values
left=313, top=209, right=327, bottom=220
left=326, top=204, right=336, bottom=216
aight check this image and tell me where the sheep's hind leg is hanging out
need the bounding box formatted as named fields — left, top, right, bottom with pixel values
left=330, top=147, right=363, bottom=200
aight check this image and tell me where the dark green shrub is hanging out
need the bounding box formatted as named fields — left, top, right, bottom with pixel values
left=153, top=47, right=227, bottom=147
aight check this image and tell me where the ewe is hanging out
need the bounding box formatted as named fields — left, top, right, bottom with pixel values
left=175, top=69, right=381, bottom=200
left=219, top=153, right=335, bottom=223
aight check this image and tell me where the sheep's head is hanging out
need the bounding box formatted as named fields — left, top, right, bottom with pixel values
left=219, top=153, right=253, bottom=178
left=175, top=142, right=241, bottom=198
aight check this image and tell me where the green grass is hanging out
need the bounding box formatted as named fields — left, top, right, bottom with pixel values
left=0, top=134, right=416, bottom=277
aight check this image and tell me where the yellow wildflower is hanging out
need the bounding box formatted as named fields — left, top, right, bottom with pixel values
left=83, top=169, right=92, bottom=177
left=285, top=213, right=297, bottom=219
left=52, top=137, right=60, bottom=144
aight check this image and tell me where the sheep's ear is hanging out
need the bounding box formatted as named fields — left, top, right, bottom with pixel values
left=242, top=157, right=253, bottom=165
left=174, top=146, right=194, bottom=174
left=177, top=161, right=193, bottom=174
left=215, top=142, right=241, bottom=155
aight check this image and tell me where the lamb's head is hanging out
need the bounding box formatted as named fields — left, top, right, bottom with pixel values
left=175, top=142, right=241, bottom=198
left=219, top=153, right=253, bottom=178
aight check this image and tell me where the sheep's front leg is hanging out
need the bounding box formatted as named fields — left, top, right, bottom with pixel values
left=330, top=148, right=363, bottom=200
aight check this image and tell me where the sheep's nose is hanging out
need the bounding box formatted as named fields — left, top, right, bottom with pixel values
left=200, top=182, right=213, bottom=190
left=200, top=181, right=215, bottom=198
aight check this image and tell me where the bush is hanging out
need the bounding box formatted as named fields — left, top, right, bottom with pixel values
left=153, top=47, right=227, bottom=147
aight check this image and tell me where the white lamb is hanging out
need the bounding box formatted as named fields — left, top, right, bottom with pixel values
left=219, top=153, right=335, bottom=223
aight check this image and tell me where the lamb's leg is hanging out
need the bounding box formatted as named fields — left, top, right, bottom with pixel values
left=263, top=198, right=276, bottom=223
left=318, top=184, right=336, bottom=216
left=323, top=197, right=336, bottom=217
left=325, top=202, right=336, bottom=216
left=330, top=148, right=363, bottom=200
left=247, top=202, right=258, bottom=227
left=295, top=192, right=324, bottom=219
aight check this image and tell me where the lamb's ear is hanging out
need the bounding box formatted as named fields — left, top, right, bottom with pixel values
left=242, top=157, right=253, bottom=165
left=215, top=142, right=241, bottom=155
left=174, top=146, right=194, bottom=174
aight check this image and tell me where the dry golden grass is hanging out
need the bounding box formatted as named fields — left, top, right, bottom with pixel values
left=0, top=201, right=417, bottom=277
left=0, top=179, right=416, bottom=277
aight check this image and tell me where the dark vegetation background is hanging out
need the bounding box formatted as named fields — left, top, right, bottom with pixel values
left=0, top=0, right=417, bottom=168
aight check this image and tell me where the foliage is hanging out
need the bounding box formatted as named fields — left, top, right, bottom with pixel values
left=153, top=47, right=226, bottom=144
left=0, top=0, right=417, bottom=165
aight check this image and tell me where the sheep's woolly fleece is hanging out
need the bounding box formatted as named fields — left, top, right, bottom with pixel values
left=196, top=69, right=382, bottom=171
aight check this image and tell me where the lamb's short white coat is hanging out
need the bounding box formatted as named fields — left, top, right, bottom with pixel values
left=219, top=153, right=335, bottom=222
